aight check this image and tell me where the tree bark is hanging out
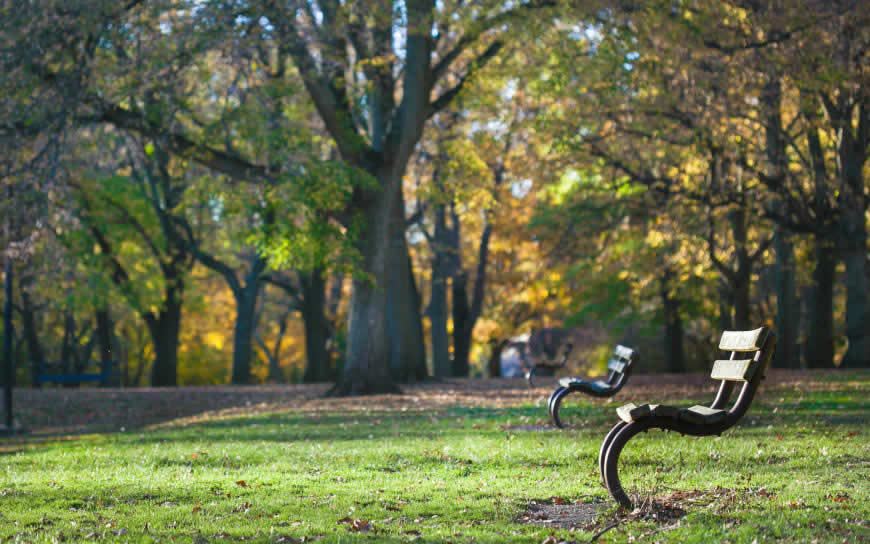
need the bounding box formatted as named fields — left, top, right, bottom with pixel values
left=806, top=234, right=836, bottom=369
left=661, top=268, right=685, bottom=372
left=841, top=232, right=869, bottom=367
left=773, top=227, right=799, bottom=368
left=146, top=282, right=183, bottom=386
left=718, top=279, right=733, bottom=331
left=730, top=208, right=752, bottom=329
left=300, top=269, right=332, bottom=383
left=451, top=272, right=472, bottom=377
left=837, top=104, right=869, bottom=368
left=19, top=289, right=44, bottom=387
left=3, top=256, right=14, bottom=429
left=95, top=308, right=114, bottom=385
left=332, top=170, right=402, bottom=395
left=429, top=203, right=451, bottom=378
left=386, top=190, right=427, bottom=382
left=763, top=76, right=800, bottom=368
left=231, top=281, right=261, bottom=384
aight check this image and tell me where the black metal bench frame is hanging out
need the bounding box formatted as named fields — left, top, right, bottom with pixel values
left=522, top=342, right=573, bottom=386
left=547, top=345, right=637, bottom=428
left=599, top=327, right=776, bottom=509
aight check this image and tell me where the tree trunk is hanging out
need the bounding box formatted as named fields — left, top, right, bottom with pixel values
left=429, top=203, right=451, bottom=378
left=730, top=207, right=753, bottom=329
left=19, top=289, right=44, bottom=387
left=3, top=257, right=14, bottom=429
left=732, top=280, right=751, bottom=330
left=332, top=170, right=401, bottom=395
left=301, top=269, right=332, bottom=383
left=806, top=235, right=836, bottom=369
left=451, top=272, right=472, bottom=377
left=147, top=283, right=183, bottom=386
left=718, top=279, right=733, bottom=331
left=763, top=77, right=800, bottom=368
left=661, top=268, right=685, bottom=372
left=95, top=308, right=114, bottom=385
left=385, top=189, right=427, bottom=382
left=231, top=282, right=261, bottom=384
left=773, top=227, right=799, bottom=368
left=839, top=127, right=868, bottom=367
left=841, top=233, right=869, bottom=367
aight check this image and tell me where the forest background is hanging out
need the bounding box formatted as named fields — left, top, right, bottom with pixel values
left=1, top=0, right=867, bottom=394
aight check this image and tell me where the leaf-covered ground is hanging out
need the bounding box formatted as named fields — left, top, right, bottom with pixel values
left=1, top=370, right=867, bottom=543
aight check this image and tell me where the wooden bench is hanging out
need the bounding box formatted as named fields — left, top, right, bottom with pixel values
left=599, top=327, right=776, bottom=508
left=547, top=345, right=638, bottom=428
left=34, top=360, right=119, bottom=387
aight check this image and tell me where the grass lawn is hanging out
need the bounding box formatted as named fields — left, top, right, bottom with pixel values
left=0, top=372, right=867, bottom=543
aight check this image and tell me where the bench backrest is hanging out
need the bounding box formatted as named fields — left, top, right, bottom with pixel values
left=606, top=344, right=637, bottom=386
left=709, top=327, right=776, bottom=416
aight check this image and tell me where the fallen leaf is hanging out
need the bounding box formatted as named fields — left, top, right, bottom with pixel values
left=349, top=519, right=370, bottom=532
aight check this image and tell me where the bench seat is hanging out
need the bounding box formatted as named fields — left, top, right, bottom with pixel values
left=558, top=377, right=610, bottom=392
left=616, top=402, right=725, bottom=424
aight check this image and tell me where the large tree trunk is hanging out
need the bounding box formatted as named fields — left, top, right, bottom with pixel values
left=838, top=122, right=868, bottom=368
left=301, top=269, right=332, bottom=383
left=661, top=268, right=685, bottom=372
left=147, top=283, right=183, bottom=386
left=386, top=190, right=427, bottom=382
left=773, top=227, right=799, bottom=368
left=806, top=235, right=836, bottom=369
left=428, top=204, right=451, bottom=378
left=332, top=170, right=402, bottom=395
left=763, top=77, right=800, bottom=368
left=841, top=232, right=869, bottom=368
left=231, top=282, right=261, bottom=384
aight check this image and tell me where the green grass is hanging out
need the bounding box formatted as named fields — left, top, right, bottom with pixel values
left=1, top=377, right=867, bottom=543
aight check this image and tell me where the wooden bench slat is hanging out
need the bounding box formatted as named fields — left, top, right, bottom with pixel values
left=612, top=345, right=634, bottom=360
left=607, top=358, right=627, bottom=373
left=710, top=359, right=757, bottom=381
left=719, top=328, right=767, bottom=351
left=678, top=405, right=727, bottom=424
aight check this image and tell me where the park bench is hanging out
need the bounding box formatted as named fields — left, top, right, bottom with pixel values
left=522, top=341, right=574, bottom=386
left=33, top=360, right=119, bottom=387
left=547, top=344, right=638, bottom=428
left=598, top=327, right=776, bottom=508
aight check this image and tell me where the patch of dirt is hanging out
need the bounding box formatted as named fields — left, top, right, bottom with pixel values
left=518, top=499, right=606, bottom=528
left=3, top=370, right=862, bottom=437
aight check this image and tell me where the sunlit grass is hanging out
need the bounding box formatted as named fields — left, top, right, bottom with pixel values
left=0, top=375, right=867, bottom=543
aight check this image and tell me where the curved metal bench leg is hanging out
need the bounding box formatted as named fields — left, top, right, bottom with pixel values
left=547, top=386, right=564, bottom=423
left=603, top=421, right=649, bottom=509
left=549, top=387, right=572, bottom=428
left=599, top=421, right=627, bottom=478
left=525, top=366, right=536, bottom=387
